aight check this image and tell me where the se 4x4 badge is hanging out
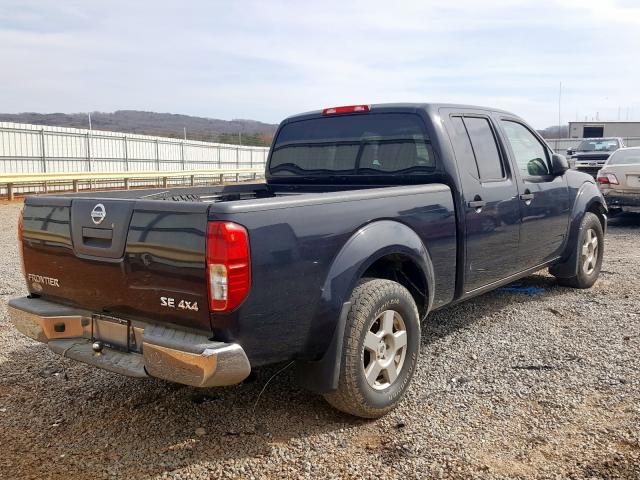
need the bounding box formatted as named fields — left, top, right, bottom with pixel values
left=160, top=296, right=199, bottom=312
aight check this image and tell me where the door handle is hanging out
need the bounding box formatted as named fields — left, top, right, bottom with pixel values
left=519, top=190, right=534, bottom=205
left=468, top=199, right=487, bottom=209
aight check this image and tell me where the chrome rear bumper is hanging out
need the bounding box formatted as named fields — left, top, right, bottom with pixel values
left=8, top=296, right=251, bottom=388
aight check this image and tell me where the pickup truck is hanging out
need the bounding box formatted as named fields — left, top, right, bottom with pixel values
left=10, top=103, right=607, bottom=418
left=567, top=137, right=625, bottom=177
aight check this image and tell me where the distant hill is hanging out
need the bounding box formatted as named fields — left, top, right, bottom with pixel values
left=538, top=125, right=569, bottom=139
left=0, top=110, right=277, bottom=146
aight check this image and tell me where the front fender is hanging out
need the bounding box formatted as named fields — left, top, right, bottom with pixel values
left=551, top=179, right=607, bottom=278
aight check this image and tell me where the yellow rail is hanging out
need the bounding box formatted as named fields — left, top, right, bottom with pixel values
left=0, top=168, right=264, bottom=199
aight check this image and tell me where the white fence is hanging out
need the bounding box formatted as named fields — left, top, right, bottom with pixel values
left=546, top=136, right=640, bottom=152
left=0, top=122, right=269, bottom=195
left=0, top=122, right=269, bottom=173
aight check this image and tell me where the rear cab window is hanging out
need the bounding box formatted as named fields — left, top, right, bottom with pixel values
left=268, top=113, right=436, bottom=178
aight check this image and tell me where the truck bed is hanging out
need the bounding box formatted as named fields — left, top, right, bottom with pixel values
left=21, top=181, right=457, bottom=364
left=60, top=182, right=386, bottom=203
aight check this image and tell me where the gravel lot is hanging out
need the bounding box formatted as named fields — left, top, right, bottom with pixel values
left=0, top=201, right=638, bottom=479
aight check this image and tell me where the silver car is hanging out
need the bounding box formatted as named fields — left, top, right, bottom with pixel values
left=597, top=147, right=640, bottom=214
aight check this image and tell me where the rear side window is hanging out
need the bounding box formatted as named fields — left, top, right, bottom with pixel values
left=269, top=113, right=435, bottom=176
left=450, top=116, right=480, bottom=178
left=463, top=117, right=504, bottom=181
left=450, top=116, right=505, bottom=182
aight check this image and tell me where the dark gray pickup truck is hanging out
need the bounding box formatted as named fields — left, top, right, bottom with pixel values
left=568, top=137, right=625, bottom=177
left=10, top=103, right=607, bottom=418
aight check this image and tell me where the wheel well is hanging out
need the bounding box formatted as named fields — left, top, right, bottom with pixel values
left=587, top=202, right=607, bottom=232
left=361, top=254, right=428, bottom=317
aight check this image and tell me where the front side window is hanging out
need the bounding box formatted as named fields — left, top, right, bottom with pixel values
left=501, top=121, right=551, bottom=177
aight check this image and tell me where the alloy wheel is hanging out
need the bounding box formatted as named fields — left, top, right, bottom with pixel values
left=581, top=228, right=599, bottom=275
left=363, top=310, right=408, bottom=390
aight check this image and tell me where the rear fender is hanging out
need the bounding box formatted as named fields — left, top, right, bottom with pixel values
left=321, top=219, right=434, bottom=327
left=295, top=220, right=434, bottom=393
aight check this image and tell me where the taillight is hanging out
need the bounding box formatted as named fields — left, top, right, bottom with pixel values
left=206, top=222, right=250, bottom=312
left=322, top=104, right=371, bottom=115
left=18, top=207, right=26, bottom=279
left=597, top=173, right=619, bottom=185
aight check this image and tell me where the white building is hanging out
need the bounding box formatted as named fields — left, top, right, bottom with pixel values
left=568, top=121, right=640, bottom=139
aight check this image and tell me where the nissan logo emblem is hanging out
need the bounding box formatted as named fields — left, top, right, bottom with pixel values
left=91, top=203, right=106, bottom=225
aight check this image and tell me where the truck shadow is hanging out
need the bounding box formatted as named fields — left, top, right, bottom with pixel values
left=608, top=212, right=640, bottom=229
left=0, top=339, right=360, bottom=479
left=423, top=273, right=569, bottom=345
left=0, top=272, right=591, bottom=478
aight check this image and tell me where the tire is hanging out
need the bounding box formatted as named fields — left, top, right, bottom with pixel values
left=555, top=212, right=604, bottom=289
left=323, top=278, right=420, bottom=418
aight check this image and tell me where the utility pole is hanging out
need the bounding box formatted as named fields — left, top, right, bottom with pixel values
left=558, top=81, right=562, bottom=139
left=183, top=127, right=187, bottom=140
left=87, top=112, right=92, bottom=172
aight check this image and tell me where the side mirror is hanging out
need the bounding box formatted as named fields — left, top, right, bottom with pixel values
left=527, top=158, right=549, bottom=176
left=566, top=148, right=574, bottom=156
left=551, top=153, right=569, bottom=175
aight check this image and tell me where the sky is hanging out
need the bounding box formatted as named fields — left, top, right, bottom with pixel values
left=1, top=0, right=639, bottom=129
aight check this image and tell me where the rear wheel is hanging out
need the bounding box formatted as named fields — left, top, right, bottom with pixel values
left=323, top=278, right=420, bottom=418
left=555, top=212, right=604, bottom=288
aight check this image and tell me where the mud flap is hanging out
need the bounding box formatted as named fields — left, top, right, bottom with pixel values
left=293, top=302, right=351, bottom=394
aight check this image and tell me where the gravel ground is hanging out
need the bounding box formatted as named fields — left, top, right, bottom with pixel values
left=0, top=201, right=638, bottom=479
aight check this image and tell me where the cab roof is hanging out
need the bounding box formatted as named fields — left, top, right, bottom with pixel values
left=282, top=102, right=520, bottom=124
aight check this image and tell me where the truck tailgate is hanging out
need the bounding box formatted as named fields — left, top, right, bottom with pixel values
left=21, top=196, right=212, bottom=332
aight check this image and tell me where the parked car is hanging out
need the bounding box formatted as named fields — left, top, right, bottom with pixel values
left=9, top=103, right=607, bottom=418
left=597, top=146, right=640, bottom=214
left=567, top=137, right=625, bottom=177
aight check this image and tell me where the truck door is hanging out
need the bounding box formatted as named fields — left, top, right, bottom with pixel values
left=496, top=118, right=571, bottom=269
left=445, top=113, right=522, bottom=292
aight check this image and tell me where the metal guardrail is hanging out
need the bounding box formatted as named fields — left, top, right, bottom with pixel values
left=0, top=167, right=264, bottom=200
